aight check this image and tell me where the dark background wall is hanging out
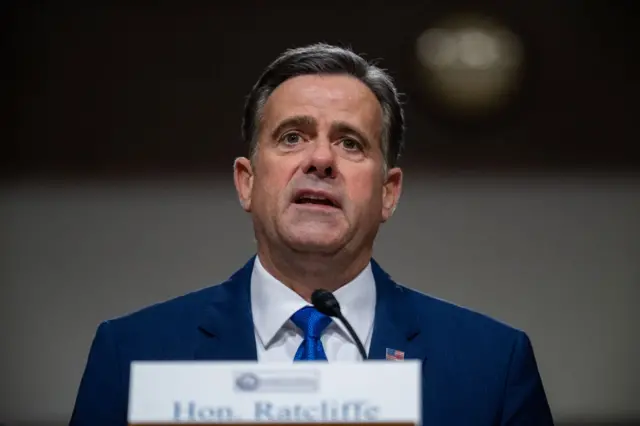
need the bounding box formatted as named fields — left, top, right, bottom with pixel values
left=1, top=2, right=638, bottom=425
left=3, top=0, right=638, bottom=178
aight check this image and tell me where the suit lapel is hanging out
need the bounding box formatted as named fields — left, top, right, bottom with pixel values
left=192, top=256, right=428, bottom=363
left=194, top=257, right=258, bottom=361
left=368, top=259, right=428, bottom=362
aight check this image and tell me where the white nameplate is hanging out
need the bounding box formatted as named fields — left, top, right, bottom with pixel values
left=128, top=361, right=421, bottom=424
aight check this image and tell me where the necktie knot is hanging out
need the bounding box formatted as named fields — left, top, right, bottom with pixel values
left=291, top=306, right=332, bottom=340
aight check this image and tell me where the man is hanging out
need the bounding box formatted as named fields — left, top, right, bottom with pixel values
left=70, top=43, right=554, bottom=426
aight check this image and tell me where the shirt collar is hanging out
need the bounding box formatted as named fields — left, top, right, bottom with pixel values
left=250, top=255, right=376, bottom=349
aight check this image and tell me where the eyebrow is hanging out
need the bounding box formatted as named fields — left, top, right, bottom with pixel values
left=331, top=121, right=372, bottom=148
left=270, top=115, right=372, bottom=147
left=270, top=115, right=317, bottom=140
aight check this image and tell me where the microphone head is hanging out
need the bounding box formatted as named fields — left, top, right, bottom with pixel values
left=311, top=289, right=342, bottom=317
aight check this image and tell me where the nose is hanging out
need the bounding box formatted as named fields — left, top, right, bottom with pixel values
left=302, top=140, right=336, bottom=179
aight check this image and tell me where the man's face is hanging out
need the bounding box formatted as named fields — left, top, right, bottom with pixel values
left=234, top=74, right=402, bottom=256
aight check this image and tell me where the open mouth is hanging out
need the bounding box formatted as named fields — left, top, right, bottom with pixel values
left=293, top=193, right=340, bottom=209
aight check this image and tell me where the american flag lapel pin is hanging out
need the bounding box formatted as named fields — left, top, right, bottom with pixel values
left=386, top=347, right=405, bottom=360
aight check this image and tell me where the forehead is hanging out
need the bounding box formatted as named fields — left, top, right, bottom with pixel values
left=261, top=74, right=383, bottom=138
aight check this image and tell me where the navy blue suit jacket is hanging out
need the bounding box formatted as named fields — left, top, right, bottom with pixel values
left=70, top=257, right=554, bottom=426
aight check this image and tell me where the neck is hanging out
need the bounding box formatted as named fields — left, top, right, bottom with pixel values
left=256, top=244, right=372, bottom=302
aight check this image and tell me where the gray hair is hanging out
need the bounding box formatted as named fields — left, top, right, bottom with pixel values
left=241, top=43, right=405, bottom=169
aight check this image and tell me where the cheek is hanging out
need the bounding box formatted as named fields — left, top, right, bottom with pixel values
left=255, top=174, right=284, bottom=205
left=254, top=162, right=294, bottom=208
left=344, top=171, right=382, bottom=211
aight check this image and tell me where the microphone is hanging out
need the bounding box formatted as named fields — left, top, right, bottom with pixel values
left=311, top=289, right=368, bottom=360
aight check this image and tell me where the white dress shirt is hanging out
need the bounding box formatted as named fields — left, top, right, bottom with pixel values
left=250, top=256, right=376, bottom=362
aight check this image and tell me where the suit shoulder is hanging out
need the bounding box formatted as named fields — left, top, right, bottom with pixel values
left=104, top=260, right=254, bottom=333
left=103, top=280, right=228, bottom=331
left=396, top=283, right=524, bottom=339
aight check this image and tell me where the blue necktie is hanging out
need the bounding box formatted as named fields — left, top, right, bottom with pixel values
left=291, top=306, right=332, bottom=361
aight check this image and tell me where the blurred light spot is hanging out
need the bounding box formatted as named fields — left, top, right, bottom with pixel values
left=416, top=13, right=525, bottom=115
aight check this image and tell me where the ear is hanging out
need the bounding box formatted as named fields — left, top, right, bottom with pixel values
left=233, top=157, right=254, bottom=212
left=381, top=167, right=403, bottom=222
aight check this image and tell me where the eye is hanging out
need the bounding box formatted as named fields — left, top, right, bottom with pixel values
left=340, top=138, right=363, bottom=152
left=281, top=132, right=303, bottom=145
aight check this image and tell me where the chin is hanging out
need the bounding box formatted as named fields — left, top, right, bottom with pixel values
left=284, top=231, right=346, bottom=254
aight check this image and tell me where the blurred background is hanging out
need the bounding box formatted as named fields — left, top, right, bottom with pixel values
left=1, top=1, right=638, bottom=425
